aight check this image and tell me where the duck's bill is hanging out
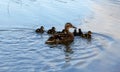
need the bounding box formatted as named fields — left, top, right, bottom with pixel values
left=72, top=26, right=76, bottom=28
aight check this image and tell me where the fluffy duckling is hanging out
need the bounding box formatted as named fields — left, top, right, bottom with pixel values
left=73, top=28, right=83, bottom=36
left=35, top=26, right=44, bottom=33
left=45, top=23, right=76, bottom=45
left=47, top=27, right=56, bottom=34
left=82, top=31, right=92, bottom=39
left=78, top=28, right=83, bottom=36
left=73, top=28, right=77, bottom=36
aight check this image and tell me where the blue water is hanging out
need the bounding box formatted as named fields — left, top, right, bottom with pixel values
left=0, top=0, right=94, bottom=29
left=0, top=0, right=120, bottom=72
left=0, top=28, right=114, bottom=72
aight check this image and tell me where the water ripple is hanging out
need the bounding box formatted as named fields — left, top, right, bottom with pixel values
left=0, top=29, right=115, bottom=72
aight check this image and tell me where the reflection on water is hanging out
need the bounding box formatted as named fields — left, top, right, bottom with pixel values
left=0, top=28, right=114, bottom=72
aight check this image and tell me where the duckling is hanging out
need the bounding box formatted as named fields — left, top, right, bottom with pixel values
left=78, top=28, right=83, bottom=36
left=47, top=27, right=56, bottom=34
left=73, top=28, right=83, bottom=36
left=45, top=22, right=76, bottom=45
left=73, top=28, right=77, bottom=36
left=82, top=31, right=92, bottom=39
left=35, top=26, right=44, bottom=33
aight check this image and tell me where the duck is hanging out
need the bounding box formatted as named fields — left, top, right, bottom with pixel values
left=35, top=26, right=44, bottom=33
left=45, top=23, right=76, bottom=45
left=47, top=27, right=56, bottom=34
left=82, top=31, right=92, bottom=39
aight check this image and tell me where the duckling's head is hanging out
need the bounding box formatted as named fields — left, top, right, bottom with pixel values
left=88, top=31, right=92, bottom=35
left=40, top=26, right=44, bottom=30
left=78, top=28, right=81, bottom=31
left=52, top=27, right=56, bottom=30
left=65, top=23, right=76, bottom=30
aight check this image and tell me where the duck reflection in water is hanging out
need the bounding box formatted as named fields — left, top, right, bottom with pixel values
left=63, top=44, right=73, bottom=67
left=64, top=44, right=73, bottom=53
left=46, top=37, right=73, bottom=64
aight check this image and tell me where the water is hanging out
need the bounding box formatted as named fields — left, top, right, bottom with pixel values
left=0, top=0, right=120, bottom=72
left=0, top=28, right=114, bottom=72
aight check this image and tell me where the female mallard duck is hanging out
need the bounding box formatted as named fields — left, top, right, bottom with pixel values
left=47, top=27, right=56, bottom=34
left=45, top=23, right=76, bottom=45
left=35, top=26, right=44, bottom=33
left=82, top=31, right=92, bottom=39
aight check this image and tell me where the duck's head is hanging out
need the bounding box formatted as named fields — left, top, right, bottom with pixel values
left=88, top=31, right=92, bottom=35
left=65, top=23, right=76, bottom=30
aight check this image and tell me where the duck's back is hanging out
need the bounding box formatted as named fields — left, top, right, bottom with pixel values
left=45, top=32, right=74, bottom=45
left=59, top=32, right=74, bottom=41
